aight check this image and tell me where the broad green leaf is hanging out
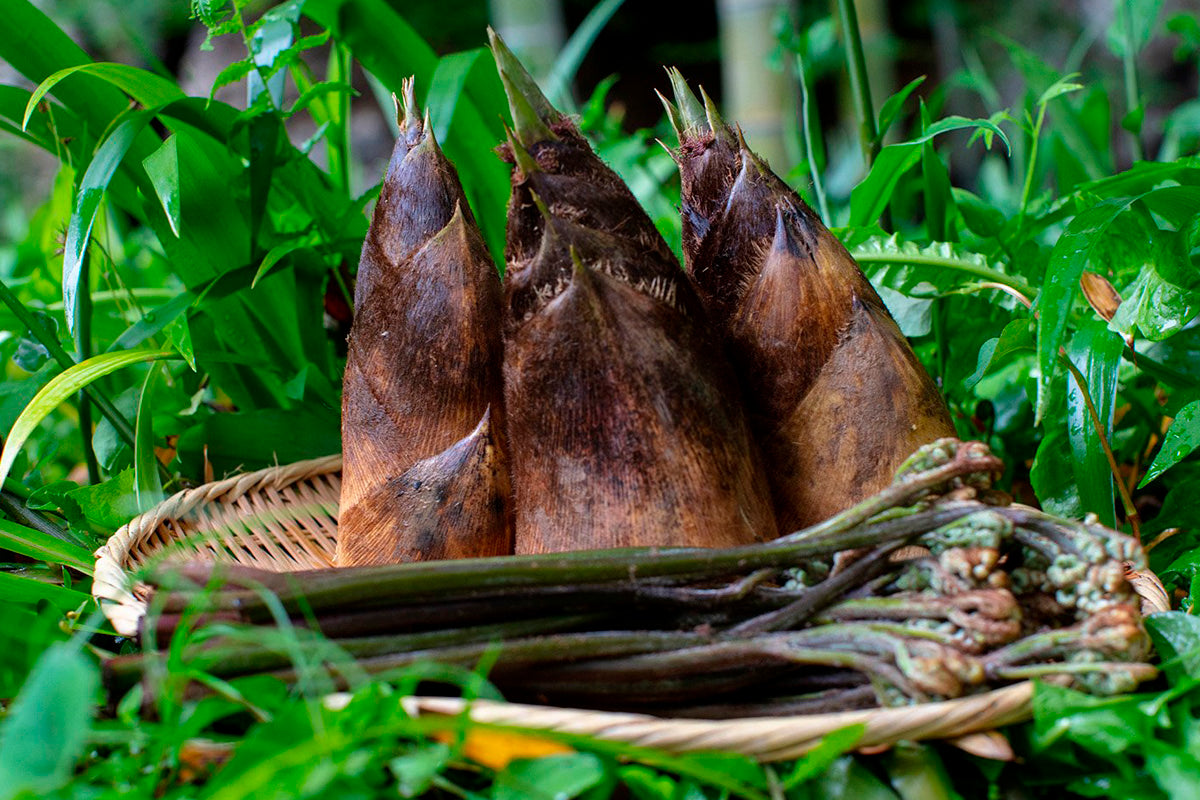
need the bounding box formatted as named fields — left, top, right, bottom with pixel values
left=851, top=235, right=1032, bottom=296
left=1031, top=410, right=1083, bottom=519
left=807, top=756, right=899, bottom=799
left=0, top=640, right=99, bottom=799
left=1037, top=195, right=1140, bottom=422
left=0, top=517, right=92, bottom=574
left=964, top=319, right=1035, bottom=389
left=849, top=117, right=1009, bottom=226
left=1064, top=321, right=1123, bottom=528
left=22, top=62, right=184, bottom=130
left=849, top=144, right=922, bottom=227
left=1146, top=612, right=1200, bottom=683
left=0, top=571, right=92, bottom=612
left=133, top=365, right=164, bottom=513
left=543, top=0, right=627, bottom=106
left=0, top=349, right=176, bottom=488
left=493, top=753, right=610, bottom=800
left=1141, top=400, right=1200, bottom=487
left=68, top=468, right=142, bottom=531
left=62, top=108, right=159, bottom=336
left=175, top=407, right=340, bottom=478
left=143, top=134, right=181, bottom=236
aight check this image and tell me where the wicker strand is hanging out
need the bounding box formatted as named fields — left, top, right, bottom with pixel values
left=321, top=682, right=1030, bottom=762
left=93, top=454, right=342, bottom=636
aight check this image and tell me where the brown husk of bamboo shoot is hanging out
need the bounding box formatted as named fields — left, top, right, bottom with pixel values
left=664, top=75, right=955, bottom=531
left=490, top=33, right=777, bottom=551
left=338, top=83, right=509, bottom=565
left=336, top=408, right=513, bottom=565
left=504, top=255, right=777, bottom=553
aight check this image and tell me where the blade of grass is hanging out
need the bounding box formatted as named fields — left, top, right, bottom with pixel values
left=0, top=277, right=136, bottom=449
left=133, top=364, right=164, bottom=513
left=835, top=0, right=879, bottom=166
left=0, top=350, right=176, bottom=488
left=542, top=0, right=626, bottom=108
left=0, top=517, right=93, bottom=574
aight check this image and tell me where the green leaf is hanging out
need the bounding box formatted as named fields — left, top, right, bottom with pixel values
left=1064, top=321, right=1123, bottom=528
left=63, top=108, right=159, bottom=337
left=389, top=743, right=451, bottom=798
left=1142, top=400, right=1200, bottom=487
left=143, top=133, right=181, bottom=237
left=1036, top=73, right=1084, bottom=107
left=0, top=640, right=99, bottom=800
left=1031, top=412, right=1082, bottom=519
left=849, top=117, right=1009, bottom=227
left=849, top=144, right=922, bottom=227
left=0, top=349, right=176, bottom=488
left=107, top=291, right=195, bottom=353
left=133, top=365, right=164, bottom=513
left=1146, top=612, right=1200, bottom=683
left=252, top=236, right=317, bottom=288
left=22, top=62, right=184, bottom=130
left=781, top=724, right=865, bottom=788
left=493, top=753, right=610, bottom=800
left=851, top=234, right=1033, bottom=296
left=165, top=314, right=196, bottom=370
left=542, top=0, right=627, bottom=107
left=876, top=75, right=926, bottom=142
left=920, top=103, right=954, bottom=241
left=68, top=468, right=142, bottom=531
left=0, top=517, right=92, bottom=574
left=209, top=59, right=257, bottom=101
left=0, top=571, right=91, bottom=613
left=1036, top=195, right=1140, bottom=422
left=964, top=318, right=1035, bottom=390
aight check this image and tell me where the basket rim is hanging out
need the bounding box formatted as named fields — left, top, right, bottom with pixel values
left=92, top=453, right=342, bottom=637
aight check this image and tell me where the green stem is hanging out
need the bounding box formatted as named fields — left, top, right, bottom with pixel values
left=1015, top=104, right=1045, bottom=241
left=0, top=490, right=90, bottom=548
left=0, top=277, right=136, bottom=449
left=851, top=250, right=1034, bottom=296
left=796, top=53, right=831, bottom=223
left=1119, top=0, right=1145, bottom=162
left=836, top=0, right=879, bottom=166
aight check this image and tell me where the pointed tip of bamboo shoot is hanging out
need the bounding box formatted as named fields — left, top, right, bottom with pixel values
left=489, top=28, right=561, bottom=146
left=699, top=87, right=734, bottom=145
left=665, top=67, right=706, bottom=138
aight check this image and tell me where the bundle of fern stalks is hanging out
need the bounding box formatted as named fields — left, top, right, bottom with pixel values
left=104, top=439, right=1155, bottom=718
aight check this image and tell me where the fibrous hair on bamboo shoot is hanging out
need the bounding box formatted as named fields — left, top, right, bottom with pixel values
left=662, top=70, right=956, bottom=533
left=490, top=31, right=777, bottom=553
left=337, top=79, right=511, bottom=566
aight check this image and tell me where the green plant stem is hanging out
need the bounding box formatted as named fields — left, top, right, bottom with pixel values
left=851, top=250, right=1034, bottom=296
left=796, top=53, right=831, bottom=223
left=0, top=489, right=89, bottom=548
left=1015, top=103, right=1045, bottom=242
left=836, top=0, right=879, bottom=166
left=0, top=276, right=136, bottom=449
left=1119, top=0, right=1144, bottom=162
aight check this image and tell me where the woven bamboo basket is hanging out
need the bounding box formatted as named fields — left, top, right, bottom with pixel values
left=93, top=454, right=1166, bottom=762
